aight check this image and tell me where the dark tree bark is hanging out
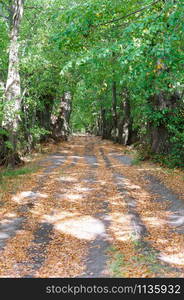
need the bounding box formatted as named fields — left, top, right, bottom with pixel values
left=111, top=81, right=118, bottom=142
left=100, top=108, right=112, bottom=139
left=148, top=92, right=179, bottom=154
left=37, top=96, right=54, bottom=131
left=51, top=92, right=72, bottom=141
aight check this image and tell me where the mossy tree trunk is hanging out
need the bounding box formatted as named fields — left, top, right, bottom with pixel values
left=51, top=92, right=72, bottom=141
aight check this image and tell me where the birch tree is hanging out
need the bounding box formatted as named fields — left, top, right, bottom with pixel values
left=2, top=0, right=24, bottom=166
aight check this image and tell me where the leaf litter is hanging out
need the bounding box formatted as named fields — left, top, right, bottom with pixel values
left=0, top=137, right=184, bottom=277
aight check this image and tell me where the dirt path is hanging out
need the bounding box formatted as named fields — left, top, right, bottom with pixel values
left=0, top=136, right=184, bottom=277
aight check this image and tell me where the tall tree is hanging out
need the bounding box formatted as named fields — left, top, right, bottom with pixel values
left=2, top=0, right=24, bottom=166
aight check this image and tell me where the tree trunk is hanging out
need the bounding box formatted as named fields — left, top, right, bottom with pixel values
left=100, top=108, right=112, bottom=139
left=117, top=90, right=135, bottom=145
left=148, top=92, right=179, bottom=154
left=119, top=98, right=131, bottom=145
left=2, top=0, right=24, bottom=166
left=111, top=81, right=118, bottom=141
left=51, top=92, right=72, bottom=141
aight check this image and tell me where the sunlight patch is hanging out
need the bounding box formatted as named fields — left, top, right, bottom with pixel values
left=169, top=215, right=184, bottom=226
left=122, top=179, right=141, bottom=190
left=59, top=193, right=82, bottom=201
left=4, top=213, right=17, bottom=218
left=111, top=213, right=137, bottom=241
left=54, top=216, right=106, bottom=240
left=159, top=253, right=184, bottom=265
left=74, top=186, right=94, bottom=192
left=57, top=176, right=77, bottom=182
left=156, top=238, right=168, bottom=245
left=42, top=211, right=79, bottom=223
left=0, top=232, right=9, bottom=239
left=142, top=216, right=167, bottom=227
left=61, top=150, right=73, bottom=154
left=12, top=191, right=48, bottom=203
left=69, top=144, right=85, bottom=148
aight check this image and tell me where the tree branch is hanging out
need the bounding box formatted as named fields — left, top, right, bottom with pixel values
left=97, top=0, right=162, bottom=27
left=24, top=6, right=66, bottom=11
left=24, top=6, right=43, bottom=10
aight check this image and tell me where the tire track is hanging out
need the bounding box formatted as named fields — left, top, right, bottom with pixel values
left=81, top=137, right=111, bottom=278
left=0, top=151, right=69, bottom=277
left=99, top=147, right=183, bottom=275
left=21, top=149, right=80, bottom=277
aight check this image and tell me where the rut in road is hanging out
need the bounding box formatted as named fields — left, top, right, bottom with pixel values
left=0, top=136, right=184, bottom=277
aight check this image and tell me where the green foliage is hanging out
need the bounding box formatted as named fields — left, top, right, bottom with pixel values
left=4, top=141, right=13, bottom=150
left=0, top=166, right=39, bottom=179
left=30, top=126, right=51, bottom=142
left=0, top=0, right=183, bottom=168
left=131, top=157, right=142, bottom=166
left=0, top=127, right=8, bottom=136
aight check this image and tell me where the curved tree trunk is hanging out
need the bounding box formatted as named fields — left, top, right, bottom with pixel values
left=2, top=0, right=24, bottom=167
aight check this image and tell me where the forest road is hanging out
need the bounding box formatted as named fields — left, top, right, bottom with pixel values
left=0, top=136, right=184, bottom=277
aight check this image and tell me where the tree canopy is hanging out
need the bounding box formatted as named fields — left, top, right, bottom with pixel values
left=0, top=0, right=184, bottom=168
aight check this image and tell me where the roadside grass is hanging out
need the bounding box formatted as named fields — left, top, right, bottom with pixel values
left=131, top=157, right=142, bottom=166
left=107, top=246, right=127, bottom=277
left=0, top=166, right=39, bottom=179
left=131, top=239, right=174, bottom=275
left=108, top=252, right=124, bottom=277
left=0, top=164, right=40, bottom=194
left=0, top=140, right=62, bottom=197
left=107, top=241, right=168, bottom=277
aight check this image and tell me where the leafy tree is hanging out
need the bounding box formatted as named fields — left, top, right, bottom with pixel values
left=0, top=0, right=183, bottom=168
